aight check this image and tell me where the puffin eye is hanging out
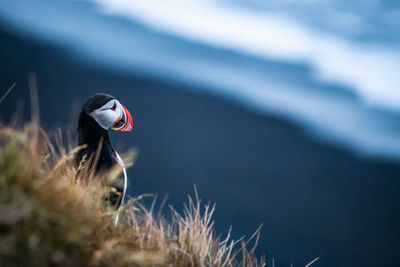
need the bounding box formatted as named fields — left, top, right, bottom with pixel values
left=111, top=103, right=117, bottom=111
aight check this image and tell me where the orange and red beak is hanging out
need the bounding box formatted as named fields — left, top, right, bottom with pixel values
left=111, top=104, right=133, bottom=132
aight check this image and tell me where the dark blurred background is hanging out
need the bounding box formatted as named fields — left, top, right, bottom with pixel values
left=1, top=1, right=400, bottom=266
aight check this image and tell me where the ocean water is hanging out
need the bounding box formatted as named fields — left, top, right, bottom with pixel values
left=0, top=0, right=400, bottom=159
left=2, top=1, right=400, bottom=266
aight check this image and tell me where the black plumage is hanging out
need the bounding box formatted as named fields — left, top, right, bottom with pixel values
left=76, top=93, right=128, bottom=210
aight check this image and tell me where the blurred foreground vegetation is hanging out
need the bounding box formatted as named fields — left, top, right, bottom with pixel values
left=0, top=123, right=265, bottom=267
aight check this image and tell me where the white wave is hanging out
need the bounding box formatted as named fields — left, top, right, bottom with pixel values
left=93, top=0, right=400, bottom=112
left=0, top=0, right=399, bottom=159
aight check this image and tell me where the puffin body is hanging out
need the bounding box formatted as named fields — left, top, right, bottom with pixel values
left=76, top=93, right=133, bottom=210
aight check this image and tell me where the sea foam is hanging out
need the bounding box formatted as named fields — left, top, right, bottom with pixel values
left=94, top=0, right=400, bottom=112
left=0, top=0, right=399, bottom=159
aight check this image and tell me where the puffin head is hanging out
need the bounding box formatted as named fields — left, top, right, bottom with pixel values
left=83, top=93, right=133, bottom=132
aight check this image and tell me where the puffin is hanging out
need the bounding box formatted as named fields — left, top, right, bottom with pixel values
left=76, top=93, right=133, bottom=218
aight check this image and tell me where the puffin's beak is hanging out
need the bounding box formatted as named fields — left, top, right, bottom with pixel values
left=111, top=104, right=133, bottom=132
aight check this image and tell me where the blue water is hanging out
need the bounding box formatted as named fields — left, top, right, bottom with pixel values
left=227, top=0, right=400, bottom=44
left=1, top=0, right=400, bottom=159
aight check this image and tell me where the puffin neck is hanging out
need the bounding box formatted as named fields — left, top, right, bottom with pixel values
left=78, top=111, right=112, bottom=153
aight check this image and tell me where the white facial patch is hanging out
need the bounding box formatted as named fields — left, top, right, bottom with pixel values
left=89, top=100, right=123, bottom=130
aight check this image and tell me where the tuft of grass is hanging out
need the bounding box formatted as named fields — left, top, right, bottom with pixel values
left=0, top=122, right=265, bottom=267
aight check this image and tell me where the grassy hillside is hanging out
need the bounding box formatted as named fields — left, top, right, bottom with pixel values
left=0, top=122, right=265, bottom=267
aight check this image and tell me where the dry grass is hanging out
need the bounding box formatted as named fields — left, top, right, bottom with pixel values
left=0, top=122, right=266, bottom=267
